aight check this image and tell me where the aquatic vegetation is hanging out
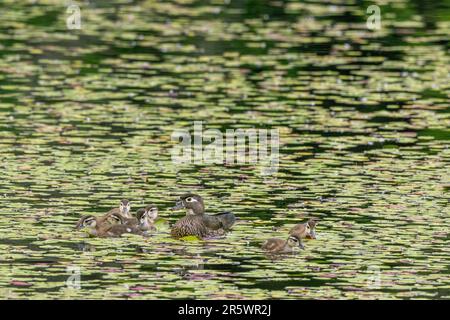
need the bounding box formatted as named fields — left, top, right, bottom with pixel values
left=0, top=0, right=448, bottom=299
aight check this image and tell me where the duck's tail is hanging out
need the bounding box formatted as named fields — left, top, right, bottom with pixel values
left=214, top=212, right=236, bottom=231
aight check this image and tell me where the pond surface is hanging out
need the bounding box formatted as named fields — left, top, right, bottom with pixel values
left=0, top=0, right=449, bottom=299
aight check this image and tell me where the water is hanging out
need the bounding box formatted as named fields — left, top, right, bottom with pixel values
left=0, top=0, right=448, bottom=299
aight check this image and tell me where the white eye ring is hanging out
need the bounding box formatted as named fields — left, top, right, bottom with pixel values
left=185, top=197, right=194, bottom=202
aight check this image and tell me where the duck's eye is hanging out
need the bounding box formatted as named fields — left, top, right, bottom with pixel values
left=185, top=197, right=193, bottom=202
left=289, top=236, right=298, bottom=243
left=85, top=219, right=95, bottom=226
left=306, top=225, right=310, bottom=231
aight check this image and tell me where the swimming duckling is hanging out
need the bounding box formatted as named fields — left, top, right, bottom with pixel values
left=136, top=205, right=158, bottom=231
left=102, top=211, right=138, bottom=226
left=289, top=218, right=318, bottom=240
left=262, top=235, right=303, bottom=253
left=106, top=199, right=133, bottom=219
left=103, top=223, right=143, bottom=238
left=75, top=214, right=141, bottom=238
left=171, top=193, right=235, bottom=239
left=75, top=215, right=113, bottom=237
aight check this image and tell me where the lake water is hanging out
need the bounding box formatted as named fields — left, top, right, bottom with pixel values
left=0, top=0, right=448, bottom=299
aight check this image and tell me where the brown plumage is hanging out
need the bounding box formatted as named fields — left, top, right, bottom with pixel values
left=262, top=236, right=302, bottom=253
left=289, top=218, right=318, bottom=240
left=170, top=215, right=209, bottom=239
left=101, top=211, right=137, bottom=226
left=75, top=214, right=142, bottom=238
left=136, top=205, right=158, bottom=232
left=105, top=199, right=132, bottom=219
left=170, top=193, right=236, bottom=239
left=98, top=224, right=142, bottom=238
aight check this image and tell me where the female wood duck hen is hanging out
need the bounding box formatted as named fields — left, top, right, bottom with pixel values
left=289, top=218, right=318, bottom=240
left=136, top=205, right=158, bottom=232
left=75, top=214, right=142, bottom=238
left=170, top=193, right=236, bottom=239
left=262, top=235, right=303, bottom=253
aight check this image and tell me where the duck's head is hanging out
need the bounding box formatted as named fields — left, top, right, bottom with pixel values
left=75, top=215, right=97, bottom=230
left=145, top=205, right=158, bottom=221
left=289, top=221, right=316, bottom=240
left=287, top=235, right=303, bottom=249
left=119, top=199, right=131, bottom=217
left=105, top=212, right=125, bottom=225
left=137, top=205, right=158, bottom=228
left=307, top=218, right=318, bottom=239
left=172, top=193, right=204, bottom=215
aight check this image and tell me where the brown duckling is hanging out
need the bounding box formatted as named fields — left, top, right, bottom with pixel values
left=106, top=199, right=133, bottom=219
left=289, top=218, right=318, bottom=240
left=136, top=205, right=158, bottom=231
left=103, top=211, right=138, bottom=226
left=262, top=235, right=303, bottom=253
left=171, top=193, right=235, bottom=239
left=75, top=214, right=141, bottom=238
left=102, top=223, right=143, bottom=238
left=75, top=215, right=112, bottom=237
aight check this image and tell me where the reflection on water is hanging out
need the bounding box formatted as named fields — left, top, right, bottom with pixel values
left=0, top=0, right=448, bottom=299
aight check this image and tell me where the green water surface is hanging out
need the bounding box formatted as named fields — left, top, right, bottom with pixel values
left=0, top=0, right=449, bottom=299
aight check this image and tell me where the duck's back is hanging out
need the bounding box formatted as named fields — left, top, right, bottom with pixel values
left=100, top=224, right=142, bottom=238
left=262, top=238, right=285, bottom=252
left=171, top=215, right=208, bottom=239
left=203, top=212, right=236, bottom=231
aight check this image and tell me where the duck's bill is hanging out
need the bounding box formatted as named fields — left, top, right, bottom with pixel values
left=308, top=230, right=317, bottom=239
left=171, top=201, right=184, bottom=210
left=75, top=222, right=84, bottom=230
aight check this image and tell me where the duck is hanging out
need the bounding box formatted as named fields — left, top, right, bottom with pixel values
left=170, top=193, right=235, bottom=239
left=289, top=218, right=318, bottom=240
left=75, top=214, right=142, bottom=238
left=102, top=211, right=138, bottom=226
left=262, top=235, right=303, bottom=253
left=106, top=199, right=133, bottom=219
left=136, top=205, right=158, bottom=232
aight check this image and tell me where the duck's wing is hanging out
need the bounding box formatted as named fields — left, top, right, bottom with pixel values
left=124, top=217, right=139, bottom=226
left=104, top=224, right=142, bottom=237
left=171, top=216, right=208, bottom=239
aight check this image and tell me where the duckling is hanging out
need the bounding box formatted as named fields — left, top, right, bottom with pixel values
left=136, top=205, right=158, bottom=231
left=289, top=218, right=318, bottom=240
left=262, top=235, right=303, bottom=253
left=103, top=211, right=138, bottom=226
left=102, top=223, right=143, bottom=238
left=306, top=218, right=318, bottom=239
left=75, top=215, right=112, bottom=237
left=106, top=199, right=133, bottom=219
left=75, top=214, right=141, bottom=238
left=171, top=193, right=235, bottom=239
